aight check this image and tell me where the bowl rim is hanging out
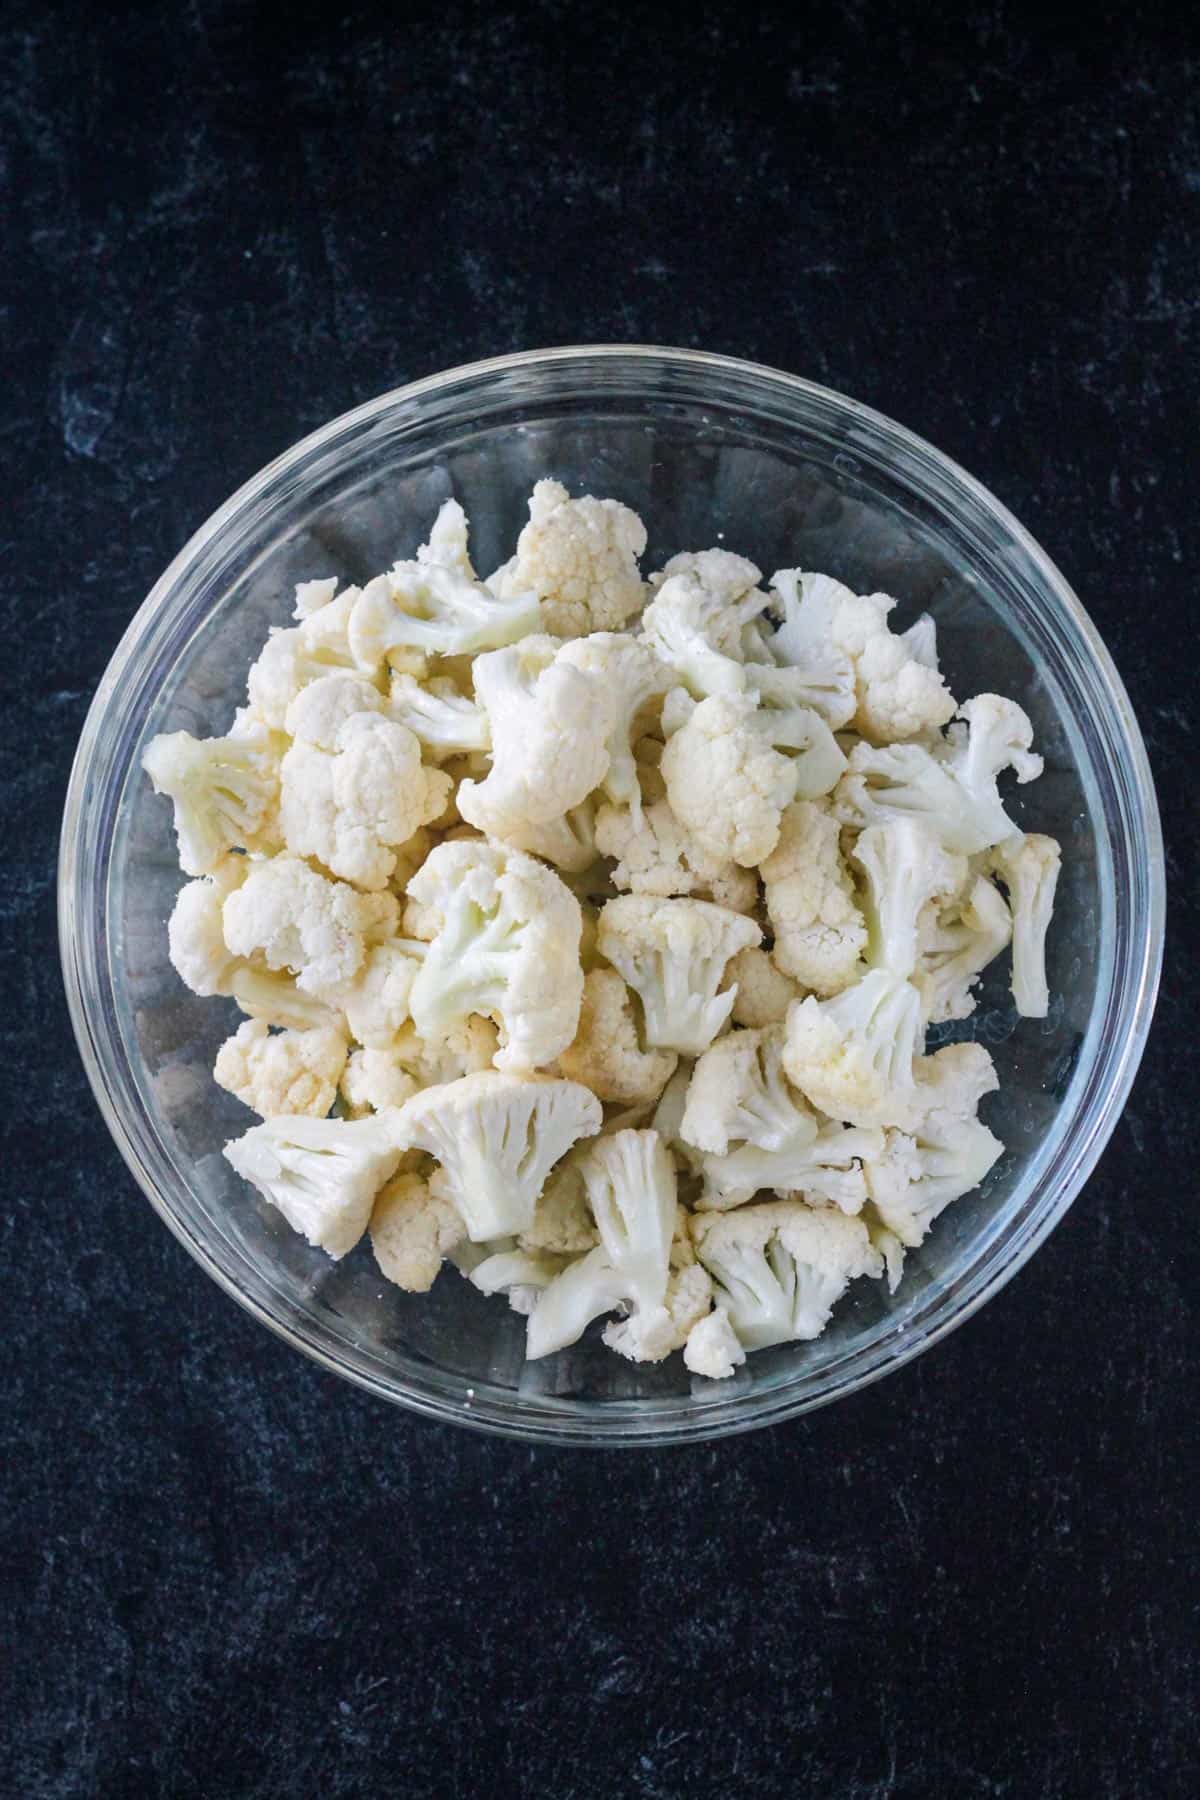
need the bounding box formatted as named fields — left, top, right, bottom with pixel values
left=58, top=343, right=1165, bottom=1446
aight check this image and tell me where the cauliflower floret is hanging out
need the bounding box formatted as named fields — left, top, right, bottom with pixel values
left=782, top=968, right=923, bottom=1128
left=230, top=967, right=345, bottom=1034
left=493, top=479, right=647, bottom=639
left=292, top=577, right=340, bottom=620
left=641, top=569, right=772, bottom=697
left=988, top=832, right=1061, bottom=1018
left=417, top=497, right=475, bottom=579
left=223, top=1112, right=405, bottom=1259
left=768, top=569, right=955, bottom=743
left=698, top=1115, right=883, bottom=1215
left=691, top=1200, right=882, bottom=1348
left=142, top=724, right=278, bottom=876
left=835, top=694, right=1043, bottom=852
left=660, top=691, right=800, bottom=868
left=525, top=1129, right=677, bottom=1359
left=914, top=875, right=1011, bottom=1023
left=865, top=1105, right=1004, bottom=1249
left=394, top=1071, right=602, bottom=1240
left=339, top=1046, right=420, bottom=1116
left=407, top=840, right=584, bottom=1071
left=558, top=968, right=678, bottom=1105
left=484, top=798, right=600, bottom=875
left=909, top=1041, right=1000, bottom=1122
left=370, top=1168, right=466, bottom=1291
left=595, top=793, right=758, bottom=913
left=760, top=800, right=866, bottom=996
left=213, top=1018, right=347, bottom=1119
left=684, top=1305, right=747, bottom=1380
left=604, top=1249, right=713, bottom=1365
left=518, top=1150, right=600, bottom=1255
left=348, top=553, right=540, bottom=668
left=456, top=637, right=614, bottom=842
left=853, top=819, right=968, bottom=981
left=283, top=672, right=384, bottom=747
left=469, top=1247, right=572, bottom=1316
left=279, top=702, right=451, bottom=893
left=245, top=615, right=362, bottom=728
left=727, top=948, right=801, bottom=1028
left=649, top=547, right=765, bottom=606
left=597, top=895, right=761, bottom=1056
left=327, top=938, right=424, bottom=1048
left=222, top=855, right=397, bottom=995
left=166, top=857, right=251, bottom=997
left=387, top=672, right=491, bottom=760
left=555, top=633, right=671, bottom=813
left=681, top=1027, right=815, bottom=1157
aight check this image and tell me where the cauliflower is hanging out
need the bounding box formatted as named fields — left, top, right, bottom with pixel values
left=760, top=800, right=866, bottom=996
left=835, top=694, right=1043, bottom=853
left=727, top=948, right=801, bottom=1028
left=597, top=895, right=761, bottom=1056
left=594, top=793, right=758, bottom=913
left=223, top=1112, right=406, bottom=1259
left=167, top=856, right=251, bottom=997
left=213, top=1018, right=347, bottom=1119
left=245, top=616, right=361, bottom=728
left=782, top=968, right=923, bottom=1127
left=558, top=967, right=678, bottom=1105
left=684, top=1306, right=747, bottom=1380
left=697, top=1117, right=883, bottom=1215
left=988, top=832, right=1061, bottom=1017
left=745, top=647, right=858, bottom=731
left=387, top=672, right=491, bottom=760
left=280, top=710, right=451, bottom=891
left=231, top=966, right=345, bottom=1034
left=604, top=1226, right=713, bottom=1365
left=331, top=938, right=425, bottom=1049
left=370, top=1169, right=466, bottom=1291
left=914, top=875, right=1011, bottom=1023
left=417, top=497, right=475, bottom=578
left=492, top=479, right=647, bottom=638
left=339, top=1046, right=420, bottom=1116
left=691, top=1200, right=882, bottom=1348
left=649, top=547, right=764, bottom=607
left=866, top=1107, right=1004, bottom=1249
left=768, top=569, right=956, bottom=743
left=283, top=671, right=385, bottom=747
left=407, top=840, right=584, bottom=1071
left=394, top=1071, right=601, bottom=1241
left=142, top=724, right=278, bottom=876
left=525, top=1129, right=676, bottom=1359
left=292, top=576, right=339, bottom=620
left=484, top=798, right=600, bottom=874
left=660, top=691, right=800, bottom=868
left=348, top=555, right=540, bottom=668
left=853, top=819, right=968, bottom=981
left=681, top=1027, right=813, bottom=1157
left=518, top=1150, right=600, bottom=1255
left=555, top=633, right=671, bottom=813
left=223, top=855, right=396, bottom=995
left=469, top=1247, right=572, bottom=1316
left=909, top=1041, right=1000, bottom=1122
left=455, top=636, right=613, bottom=843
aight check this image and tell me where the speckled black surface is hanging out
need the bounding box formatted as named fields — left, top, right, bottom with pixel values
left=3, top=3, right=1196, bottom=1795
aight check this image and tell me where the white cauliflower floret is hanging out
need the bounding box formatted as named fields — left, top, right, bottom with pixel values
left=469, top=1247, right=572, bottom=1316
left=142, top=724, right=278, bottom=876
left=727, top=948, right=801, bottom=1028
left=370, top=1168, right=466, bottom=1292
left=292, top=577, right=339, bottom=620
left=661, top=691, right=800, bottom=868
left=640, top=572, right=767, bottom=699
left=348, top=554, right=540, bottom=668
left=284, top=671, right=384, bottom=747
left=698, top=1116, right=883, bottom=1215
left=598, top=895, right=760, bottom=1056
left=604, top=1251, right=713, bottom=1365
left=494, top=479, right=647, bottom=638
left=280, top=710, right=451, bottom=892
left=866, top=1105, right=1004, bottom=1249
left=223, top=1112, right=405, bottom=1259
left=222, top=855, right=397, bottom=995
left=900, top=613, right=939, bottom=668
left=746, top=647, right=859, bottom=731
left=394, top=1071, right=601, bottom=1240
left=853, top=819, right=968, bottom=981
left=681, top=1027, right=814, bottom=1157
left=525, top=1129, right=676, bottom=1359
left=231, top=967, right=345, bottom=1034
left=768, top=569, right=955, bottom=743
left=691, top=1200, right=882, bottom=1348
left=595, top=794, right=758, bottom=912
left=782, top=968, right=923, bottom=1127
left=339, top=1046, right=420, bottom=1116
left=407, top=840, right=584, bottom=1071
left=387, top=672, right=491, bottom=760
left=835, top=694, right=1043, bottom=852
left=558, top=967, right=678, bottom=1105
left=245, top=616, right=361, bottom=728
left=330, top=938, right=425, bottom=1048
left=760, top=800, right=866, bottom=997
left=456, top=636, right=614, bottom=842
left=555, top=633, right=671, bottom=813
left=988, top=833, right=1062, bottom=1017
left=909, top=1041, right=1000, bottom=1123
left=213, top=1018, right=347, bottom=1119
left=684, top=1305, right=747, bottom=1380
left=518, top=1151, right=600, bottom=1256
left=649, top=547, right=764, bottom=606
left=914, top=875, right=1011, bottom=1023
left=417, top=497, right=475, bottom=578
left=166, top=857, right=251, bottom=997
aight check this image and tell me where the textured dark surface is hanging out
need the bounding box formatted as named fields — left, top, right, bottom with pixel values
left=2, top=2, right=1197, bottom=1795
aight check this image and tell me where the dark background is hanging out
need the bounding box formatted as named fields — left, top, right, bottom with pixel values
left=3, top=2, right=1196, bottom=1795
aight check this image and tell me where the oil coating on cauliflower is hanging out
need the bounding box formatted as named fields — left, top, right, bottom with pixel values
left=213, top=1018, right=348, bottom=1119
left=490, top=479, right=648, bottom=639
left=760, top=800, right=866, bottom=997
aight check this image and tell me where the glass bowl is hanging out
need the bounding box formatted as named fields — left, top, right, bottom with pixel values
left=59, top=347, right=1164, bottom=1446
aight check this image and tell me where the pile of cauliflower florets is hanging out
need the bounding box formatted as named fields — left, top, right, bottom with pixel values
left=144, top=478, right=1062, bottom=1381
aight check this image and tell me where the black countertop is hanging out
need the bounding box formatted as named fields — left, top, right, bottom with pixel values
left=4, top=4, right=1196, bottom=1795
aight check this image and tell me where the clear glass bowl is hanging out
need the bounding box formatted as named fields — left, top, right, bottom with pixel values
left=59, top=347, right=1164, bottom=1445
